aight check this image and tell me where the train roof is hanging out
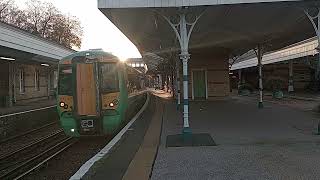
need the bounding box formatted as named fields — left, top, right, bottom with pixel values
left=59, top=50, right=119, bottom=64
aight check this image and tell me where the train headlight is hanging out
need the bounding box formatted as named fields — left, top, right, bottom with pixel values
left=71, top=129, right=75, bottom=132
left=109, top=102, right=114, bottom=107
left=112, top=99, right=119, bottom=105
left=60, top=102, right=65, bottom=107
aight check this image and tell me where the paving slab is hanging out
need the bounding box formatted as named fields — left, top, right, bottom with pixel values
left=151, top=96, right=320, bottom=180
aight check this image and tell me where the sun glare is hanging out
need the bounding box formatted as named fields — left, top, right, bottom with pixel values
left=118, top=56, right=128, bottom=62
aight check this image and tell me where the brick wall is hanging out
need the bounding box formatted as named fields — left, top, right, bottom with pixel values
left=187, top=48, right=230, bottom=99
left=14, top=63, right=50, bottom=103
left=240, top=60, right=313, bottom=91
left=263, top=61, right=312, bottom=90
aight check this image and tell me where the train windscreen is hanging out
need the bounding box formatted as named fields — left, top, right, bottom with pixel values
left=58, top=66, right=73, bottom=95
left=100, top=63, right=119, bottom=93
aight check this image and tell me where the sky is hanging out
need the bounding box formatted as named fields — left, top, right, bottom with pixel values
left=16, top=0, right=141, bottom=59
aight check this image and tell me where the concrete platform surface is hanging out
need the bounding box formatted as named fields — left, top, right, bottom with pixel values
left=0, top=99, right=56, bottom=115
left=151, top=96, right=320, bottom=180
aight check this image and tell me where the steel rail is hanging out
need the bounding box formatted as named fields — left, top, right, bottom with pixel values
left=0, top=129, right=63, bottom=162
left=14, top=139, right=77, bottom=180
left=0, top=137, right=76, bottom=179
left=0, top=121, right=59, bottom=144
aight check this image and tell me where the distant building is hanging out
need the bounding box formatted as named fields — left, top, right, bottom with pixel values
left=126, top=58, right=148, bottom=73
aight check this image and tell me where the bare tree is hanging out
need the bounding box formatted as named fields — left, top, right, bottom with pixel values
left=0, top=0, right=13, bottom=20
left=5, top=7, right=27, bottom=28
left=24, top=0, right=59, bottom=36
left=48, top=14, right=82, bottom=48
left=0, top=0, right=83, bottom=49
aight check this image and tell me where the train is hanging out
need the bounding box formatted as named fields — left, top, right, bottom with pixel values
left=57, top=50, right=147, bottom=137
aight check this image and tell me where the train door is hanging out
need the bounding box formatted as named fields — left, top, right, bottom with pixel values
left=76, top=63, right=97, bottom=116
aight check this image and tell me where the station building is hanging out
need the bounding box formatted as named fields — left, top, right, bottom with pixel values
left=126, top=58, right=148, bottom=73
left=231, top=37, right=319, bottom=92
left=97, top=0, right=316, bottom=102
left=188, top=48, right=230, bottom=99
left=0, top=22, right=75, bottom=107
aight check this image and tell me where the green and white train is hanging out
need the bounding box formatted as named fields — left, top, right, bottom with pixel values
left=57, top=50, right=146, bottom=137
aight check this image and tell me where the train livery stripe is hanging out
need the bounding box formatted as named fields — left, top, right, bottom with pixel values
left=69, top=93, right=150, bottom=180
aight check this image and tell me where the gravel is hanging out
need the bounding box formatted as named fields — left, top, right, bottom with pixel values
left=0, top=122, right=61, bottom=155
left=24, top=136, right=112, bottom=180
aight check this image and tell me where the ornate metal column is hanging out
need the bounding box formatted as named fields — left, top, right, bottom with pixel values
left=159, top=8, right=205, bottom=134
left=304, top=7, right=320, bottom=79
left=176, top=59, right=181, bottom=109
left=305, top=6, right=320, bottom=135
left=255, top=45, right=264, bottom=109
left=288, top=60, right=294, bottom=93
left=238, top=69, right=242, bottom=89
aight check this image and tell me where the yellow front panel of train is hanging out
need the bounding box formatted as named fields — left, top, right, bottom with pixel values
left=58, top=95, right=73, bottom=112
left=101, top=92, right=120, bottom=110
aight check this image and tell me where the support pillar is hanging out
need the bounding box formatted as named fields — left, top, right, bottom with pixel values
left=304, top=7, right=320, bottom=80
left=47, top=69, right=51, bottom=99
left=305, top=6, right=320, bottom=135
left=179, top=12, right=191, bottom=134
left=257, top=45, right=264, bottom=109
left=288, top=60, right=294, bottom=93
left=7, top=62, right=15, bottom=107
left=176, top=60, right=181, bottom=109
left=159, top=8, right=205, bottom=136
left=238, top=69, right=242, bottom=89
left=180, top=53, right=190, bottom=134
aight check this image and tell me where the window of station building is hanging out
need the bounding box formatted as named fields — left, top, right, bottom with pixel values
left=132, top=63, right=136, bottom=67
left=35, top=69, right=40, bottom=91
left=19, top=69, right=25, bottom=94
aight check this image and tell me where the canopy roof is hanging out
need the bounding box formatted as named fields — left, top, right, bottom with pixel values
left=0, top=22, right=75, bottom=64
left=99, top=1, right=319, bottom=58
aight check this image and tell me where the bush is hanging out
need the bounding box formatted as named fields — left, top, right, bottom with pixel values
left=238, top=83, right=254, bottom=95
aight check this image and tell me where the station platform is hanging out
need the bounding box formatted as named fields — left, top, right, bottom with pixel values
left=75, top=91, right=320, bottom=180
left=0, top=99, right=56, bottom=116
left=151, top=96, right=320, bottom=180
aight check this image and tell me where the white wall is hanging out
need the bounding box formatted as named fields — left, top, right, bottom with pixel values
left=98, top=0, right=299, bottom=8
left=0, top=23, right=74, bottom=61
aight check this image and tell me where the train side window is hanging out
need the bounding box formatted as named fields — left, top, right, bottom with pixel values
left=100, top=63, right=119, bottom=93
left=58, top=66, right=73, bottom=95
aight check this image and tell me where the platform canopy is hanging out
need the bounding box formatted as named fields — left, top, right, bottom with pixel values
left=0, top=22, right=75, bottom=64
left=99, top=0, right=319, bottom=57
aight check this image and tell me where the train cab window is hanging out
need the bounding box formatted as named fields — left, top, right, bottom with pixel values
left=58, top=66, right=73, bottom=95
left=100, top=63, right=119, bottom=93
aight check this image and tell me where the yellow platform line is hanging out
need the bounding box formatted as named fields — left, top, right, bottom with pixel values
left=122, top=97, right=164, bottom=180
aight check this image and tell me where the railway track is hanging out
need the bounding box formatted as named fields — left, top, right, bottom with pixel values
left=0, top=121, right=59, bottom=144
left=0, top=130, right=77, bottom=180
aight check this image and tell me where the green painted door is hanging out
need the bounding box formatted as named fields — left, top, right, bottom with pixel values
left=193, top=70, right=206, bottom=99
